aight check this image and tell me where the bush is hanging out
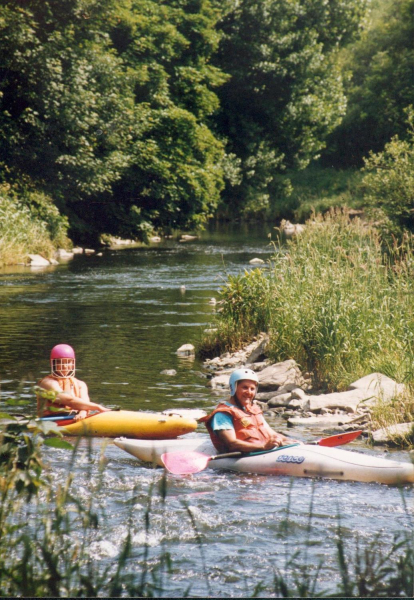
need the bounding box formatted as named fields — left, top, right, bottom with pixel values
left=361, top=107, right=414, bottom=237
left=0, top=186, right=70, bottom=266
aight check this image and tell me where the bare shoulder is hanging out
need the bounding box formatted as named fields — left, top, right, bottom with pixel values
left=38, top=376, right=61, bottom=391
left=76, top=378, right=88, bottom=391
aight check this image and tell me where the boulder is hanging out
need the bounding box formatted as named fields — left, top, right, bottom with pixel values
left=288, top=397, right=310, bottom=411
left=28, top=254, right=50, bottom=266
left=308, top=389, right=369, bottom=414
left=268, top=393, right=292, bottom=408
left=249, top=258, right=265, bottom=264
left=210, top=372, right=231, bottom=390
left=245, top=333, right=269, bottom=364
left=371, top=422, right=414, bottom=445
left=56, top=248, right=74, bottom=259
left=348, top=373, right=405, bottom=402
left=287, top=414, right=357, bottom=427
left=257, top=360, right=304, bottom=391
left=176, top=344, right=195, bottom=356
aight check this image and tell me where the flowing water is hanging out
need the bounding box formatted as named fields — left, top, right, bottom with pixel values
left=0, top=223, right=413, bottom=597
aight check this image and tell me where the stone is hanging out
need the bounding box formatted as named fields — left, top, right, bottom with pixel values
left=84, top=248, right=95, bottom=254
left=249, top=258, right=265, bottom=264
left=248, top=361, right=271, bottom=372
left=245, top=333, right=269, bottom=364
left=308, top=389, right=368, bottom=414
left=72, top=247, right=83, bottom=254
left=268, top=393, right=292, bottom=408
left=160, top=369, right=177, bottom=376
left=28, top=254, right=50, bottom=266
left=176, top=344, right=195, bottom=356
left=150, top=236, right=161, bottom=242
left=288, top=398, right=310, bottom=411
left=210, top=373, right=231, bottom=390
left=348, top=373, right=405, bottom=402
left=371, top=422, right=414, bottom=445
left=257, top=360, right=304, bottom=391
left=180, top=235, right=198, bottom=242
left=290, top=388, right=308, bottom=400
left=287, top=414, right=357, bottom=427
left=56, top=248, right=74, bottom=259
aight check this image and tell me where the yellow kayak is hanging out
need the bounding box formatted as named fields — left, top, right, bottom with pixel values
left=59, top=410, right=198, bottom=439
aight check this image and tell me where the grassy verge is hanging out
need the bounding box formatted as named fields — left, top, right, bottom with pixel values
left=199, top=210, right=414, bottom=399
left=0, top=186, right=70, bottom=266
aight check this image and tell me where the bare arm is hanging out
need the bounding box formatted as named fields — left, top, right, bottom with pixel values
left=262, top=420, right=300, bottom=446
left=215, top=428, right=277, bottom=453
left=39, top=378, right=109, bottom=414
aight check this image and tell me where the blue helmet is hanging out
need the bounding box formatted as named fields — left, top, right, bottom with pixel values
left=229, top=368, right=259, bottom=397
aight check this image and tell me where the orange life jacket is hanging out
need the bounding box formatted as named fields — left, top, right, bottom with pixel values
left=199, top=401, right=272, bottom=453
left=36, top=375, right=80, bottom=417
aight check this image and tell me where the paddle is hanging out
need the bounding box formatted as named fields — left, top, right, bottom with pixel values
left=161, top=430, right=363, bottom=475
left=38, top=415, right=76, bottom=422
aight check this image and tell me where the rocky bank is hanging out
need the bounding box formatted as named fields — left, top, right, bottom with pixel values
left=203, top=334, right=414, bottom=446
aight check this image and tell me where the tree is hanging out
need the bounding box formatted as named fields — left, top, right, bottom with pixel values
left=323, top=0, right=414, bottom=167
left=361, top=107, right=414, bottom=236
left=0, top=0, right=227, bottom=242
left=212, top=0, right=369, bottom=213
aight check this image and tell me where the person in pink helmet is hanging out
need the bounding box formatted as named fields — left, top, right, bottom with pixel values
left=36, top=344, right=110, bottom=421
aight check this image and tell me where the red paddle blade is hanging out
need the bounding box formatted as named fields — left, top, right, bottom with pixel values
left=161, top=451, right=211, bottom=475
left=317, top=430, right=362, bottom=447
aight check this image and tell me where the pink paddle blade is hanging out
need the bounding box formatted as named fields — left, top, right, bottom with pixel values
left=317, top=430, right=362, bottom=447
left=161, top=451, right=211, bottom=475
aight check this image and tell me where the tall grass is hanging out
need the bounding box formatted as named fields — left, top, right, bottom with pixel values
left=199, top=210, right=414, bottom=394
left=0, top=187, right=70, bottom=266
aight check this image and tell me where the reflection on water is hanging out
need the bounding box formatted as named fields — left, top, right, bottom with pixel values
left=0, top=222, right=413, bottom=596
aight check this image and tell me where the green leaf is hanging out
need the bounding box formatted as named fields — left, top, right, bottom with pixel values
left=43, top=437, right=74, bottom=450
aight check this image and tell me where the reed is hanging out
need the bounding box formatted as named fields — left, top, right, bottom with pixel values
left=199, top=210, right=414, bottom=397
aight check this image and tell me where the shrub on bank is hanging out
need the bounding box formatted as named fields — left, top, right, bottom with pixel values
left=0, top=186, right=70, bottom=266
left=200, top=210, right=414, bottom=394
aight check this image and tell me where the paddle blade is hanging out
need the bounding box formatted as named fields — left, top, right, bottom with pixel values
left=317, top=430, right=362, bottom=447
left=161, top=451, right=211, bottom=475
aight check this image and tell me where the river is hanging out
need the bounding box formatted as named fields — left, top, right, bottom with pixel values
left=0, top=223, right=412, bottom=597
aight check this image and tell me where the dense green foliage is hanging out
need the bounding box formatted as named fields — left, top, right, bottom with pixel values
left=200, top=211, right=414, bottom=397
left=213, top=0, right=368, bottom=214
left=323, top=0, right=414, bottom=166
left=361, top=108, right=414, bottom=236
left=0, top=0, right=413, bottom=249
left=0, top=0, right=227, bottom=243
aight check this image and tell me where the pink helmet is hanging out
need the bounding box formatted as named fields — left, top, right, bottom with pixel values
left=50, top=344, right=75, bottom=377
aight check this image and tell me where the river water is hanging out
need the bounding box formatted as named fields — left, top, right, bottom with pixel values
left=0, top=223, right=413, bottom=597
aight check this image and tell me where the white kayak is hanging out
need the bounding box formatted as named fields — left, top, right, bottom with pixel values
left=113, top=435, right=414, bottom=485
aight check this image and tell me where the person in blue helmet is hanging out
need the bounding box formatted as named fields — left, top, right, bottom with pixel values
left=200, top=368, right=299, bottom=453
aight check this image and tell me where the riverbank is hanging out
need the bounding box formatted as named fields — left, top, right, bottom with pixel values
left=198, top=210, right=414, bottom=440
